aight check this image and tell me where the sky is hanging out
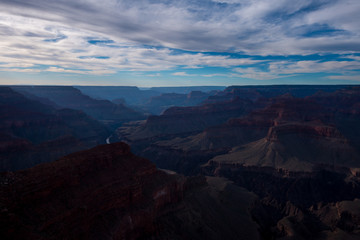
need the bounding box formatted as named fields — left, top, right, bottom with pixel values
left=0, top=0, right=360, bottom=87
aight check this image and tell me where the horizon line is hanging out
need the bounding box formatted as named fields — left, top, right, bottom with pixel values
left=2, top=83, right=360, bottom=88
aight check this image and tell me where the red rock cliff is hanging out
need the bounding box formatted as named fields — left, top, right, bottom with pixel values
left=0, top=142, right=185, bottom=240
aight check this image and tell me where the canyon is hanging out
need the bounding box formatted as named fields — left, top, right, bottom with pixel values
left=0, top=87, right=110, bottom=171
left=0, top=143, right=260, bottom=240
left=1, top=85, right=360, bottom=239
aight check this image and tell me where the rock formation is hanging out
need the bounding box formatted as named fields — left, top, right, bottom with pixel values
left=11, top=86, right=145, bottom=129
left=0, top=143, right=260, bottom=240
left=0, top=87, right=109, bottom=171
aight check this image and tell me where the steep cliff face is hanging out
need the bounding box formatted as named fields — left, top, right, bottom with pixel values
left=195, top=87, right=360, bottom=239
left=202, top=163, right=360, bottom=239
left=152, top=97, right=320, bottom=153
left=120, top=89, right=360, bottom=175
left=117, top=97, right=254, bottom=143
left=75, top=86, right=159, bottom=105
left=0, top=143, right=186, bottom=240
left=11, top=86, right=145, bottom=129
left=204, top=164, right=360, bottom=206
left=138, top=90, right=211, bottom=115
left=0, top=143, right=262, bottom=240
left=0, top=87, right=110, bottom=171
left=155, top=176, right=261, bottom=240
left=114, top=97, right=258, bottom=174
left=204, top=85, right=347, bottom=104
left=209, top=122, right=360, bottom=172
left=310, top=87, right=360, bottom=150
left=205, top=89, right=360, bottom=172
left=3, top=85, right=360, bottom=240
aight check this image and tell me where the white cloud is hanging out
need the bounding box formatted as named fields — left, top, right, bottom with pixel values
left=0, top=0, right=359, bottom=82
left=44, top=67, right=115, bottom=75
left=0, top=68, right=41, bottom=73
left=234, top=67, right=279, bottom=80
left=268, top=60, right=360, bottom=74
left=327, top=75, right=360, bottom=81
left=231, top=59, right=360, bottom=80
left=147, top=73, right=161, bottom=77
left=1, top=0, right=359, bottom=55
left=202, top=73, right=229, bottom=77
left=172, top=72, right=197, bottom=76
left=0, top=63, right=35, bottom=68
left=0, top=12, right=262, bottom=74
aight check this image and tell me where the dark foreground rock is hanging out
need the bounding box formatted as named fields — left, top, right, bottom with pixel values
left=0, top=142, right=260, bottom=240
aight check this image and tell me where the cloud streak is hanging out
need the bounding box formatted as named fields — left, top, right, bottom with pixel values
left=0, top=12, right=262, bottom=73
left=2, top=0, right=359, bottom=53
left=0, top=0, right=359, bottom=85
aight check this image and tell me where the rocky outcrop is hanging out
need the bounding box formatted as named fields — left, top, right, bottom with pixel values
left=75, top=86, right=159, bottom=105
left=117, top=97, right=254, bottom=143
left=3, top=85, right=360, bottom=240
left=208, top=122, right=360, bottom=172
left=0, top=87, right=110, bottom=171
left=0, top=143, right=186, bottom=240
left=114, top=97, right=258, bottom=174
left=0, top=143, right=263, bottom=240
left=266, top=123, right=345, bottom=141
left=138, top=91, right=211, bottom=115
left=203, top=163, right=360, bottom=239
left=204, top=85, right=347, bottom=104
left=203, top=92, right=360, bottom=172
left=11, top=86, right=145, bottom=129
left=204, top=163, right=360, bottom=205
left=155, top=176, right=261, bottom=240
left=310, top=87, right=360, bottom=150
left=115, top=87, right=360, bottom=176
left=76, top=86, right=225, bottom=106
